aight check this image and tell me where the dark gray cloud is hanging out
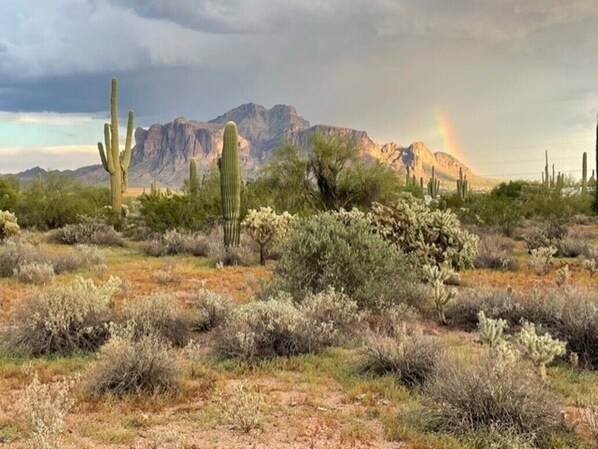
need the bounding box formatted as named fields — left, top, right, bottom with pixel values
left=0, top=0, right=597, bottom=177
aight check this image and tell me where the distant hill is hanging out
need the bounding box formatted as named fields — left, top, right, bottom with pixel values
left=5, top=103, right=497, bottom=189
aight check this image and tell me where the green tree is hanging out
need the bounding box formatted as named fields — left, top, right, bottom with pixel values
left=0, top=177, right=20, bottom=210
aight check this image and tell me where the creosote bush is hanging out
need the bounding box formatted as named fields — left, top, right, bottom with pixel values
left=270, top=211, right=415, bottom=310
left=53, top=216, right=123, bottom=246
left=14, top=262, right=55, bottom=285
left=141, top=229, right=210, bottom=257
left=216, top=289, right=359, bottom=361
left=474, top=233, right=518, bottom=271
left=86, top=324, right=180, bottom=396
left=361, top=324, right=442, bottom=386
left=18, top=371, right=74, bottom=449
left=196, top=288, right=235, bottom=331
left=6, top=276, right=121, bottom=356
left=425, top=354, right=560, bottom=441
left=121, top=294, right=191, bottom=347
left=0, top=241, right=104, bottom=278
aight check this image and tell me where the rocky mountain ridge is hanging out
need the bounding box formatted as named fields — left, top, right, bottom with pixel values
left=7, top=103, right=496, bottom=189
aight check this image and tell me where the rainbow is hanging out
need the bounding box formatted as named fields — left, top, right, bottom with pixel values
left=435, top=108, right=469, bottom=166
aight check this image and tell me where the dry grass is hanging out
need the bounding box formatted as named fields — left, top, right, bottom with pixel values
left=0, top=227, right=597, bottom=448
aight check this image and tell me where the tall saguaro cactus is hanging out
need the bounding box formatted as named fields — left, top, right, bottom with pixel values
left=456, top=167, right=469, bottom=201
left=544, top=150, right=550, bottom=188
left=219, top=122, right=241, bottom=248
left=582, top=152, right=588, bottom=196
left=595, top=114, right=598, bottom=212
left=97, top=78, right=134, bottom=227
left=427, top=166, right=440, bottom=198
left=188, top=158, right=200, bottom=201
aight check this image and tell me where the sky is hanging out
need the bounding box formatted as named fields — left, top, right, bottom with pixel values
left=0, top=0, right=597, bottom=180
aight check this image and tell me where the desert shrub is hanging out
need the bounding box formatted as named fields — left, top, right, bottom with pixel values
left=6, top=277, right=121, bottom=356
left=53, top=216, right=123, bottom=246
left=219, top=383, right=265, bottom=433
left=0, top=210, right=19, bottom=241
left=361, top=325, right=442, bottom=386
left=196, top=289, right=235, bottom=331
left=474, top=233, right=518, bottom=271
left=16, top=172, right=110, bottom=229
left=425, top=354, right=560, bottom=440
left=556, top=232, right=597, bottom=258
left=447, top=288, right=598, bottom=368
left=270, top=211, right=414, bottom=310
left=18, top=371, right=74, bottom=449
left=0, top=241, right=104, bottom=278
left=14, top=262, right=55, bottom=285
left=446, top=288, right=522, bottom=329
left=50, top=245, right=105, bottom=274
left=86, top=324, right=180, bottom=396
left=141, top=229, right=210, bottom=257
left=555, top=264, right=570, bottom=286
left=120, top=294, right=191, bottom=347
left=151, top=264, right=179, bottom=285
left=242, top=207, right=294, bottom=265
left=372, top=194, right=478, bottom=270
left=365, top=303, right=422, bottom=335
left=216, top=291, right=358, bottom=361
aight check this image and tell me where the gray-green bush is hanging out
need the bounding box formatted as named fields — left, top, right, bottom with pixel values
left=6, top=277, right=120, bottom=356
left=269, top=211, right=415, bottom=310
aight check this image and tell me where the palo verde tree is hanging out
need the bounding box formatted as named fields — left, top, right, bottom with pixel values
left=97, top=78, right=134, bottom=229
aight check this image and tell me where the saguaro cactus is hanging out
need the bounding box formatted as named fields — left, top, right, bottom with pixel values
left=427, top=166, right=440, bottom=198
left=189, top=158, right=200, bottom=200
left=544, top=150, right=550, bottom=188
left=582, top=152, right=588, bottom=196
left=456, top=167, right=469, bottom=201
left=595, top=115, right=598, bottom=211
left=97, top=78, right=134, bottom=227
left=219, top=122, right=241, bottom=248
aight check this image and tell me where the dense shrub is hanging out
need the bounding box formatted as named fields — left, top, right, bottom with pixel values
left=18, top=372, right=73, bottom=449
left=141, top=229, right=210, bottom=257
left=474, top=233, right=518, bottom=271
left=0, top=210, right=19, bottom=241
left=121, top=294, right=191, bottom=347
left=425, top=354, right=560, bottom=440
left=196, top=289, right=235, bottom=331
left=53, top=216, right=123, bottom=246
left=556, top=231, right=598, bottom=258
left=372, top=194, right=478, bottom=270
left=270, top=211, right=415, bottom=310
left=0, top=241, right=104, bottom=278
left=14, top=262, right=55, bottom=285
left=361, top=325, right=442, bottom=386
left=216, top=290, right=358, bottom=361
left=86, top=325, right=180, bottom=396
left=447, top=288, right=598, bottom=368
left=6, top=277, right=120, bottom=356
left=15, top=172, right=110, bottom=229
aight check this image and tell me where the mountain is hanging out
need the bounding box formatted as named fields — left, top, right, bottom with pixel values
left=6, top=103, right=496, bottom=189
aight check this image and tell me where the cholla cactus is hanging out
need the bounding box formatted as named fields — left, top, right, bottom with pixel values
left=422, top=264, right=456, bottom=324
left=516, top=321, right=566, bottom=379
left=477, top=311, right=508, bottom=349
left=555, top=264, right=570, bottom=286
left=582, top=257, right=597, bottom=276
left=372, top=194, right=478, bottom=270
left=242, top=207, right=294, bottom=265
left=529, top=245, right=557, bottom=275
left=0, top=210, right=19, bottom=242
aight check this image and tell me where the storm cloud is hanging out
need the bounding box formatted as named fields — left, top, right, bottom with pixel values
left=0, top=0, right=596, bottom=177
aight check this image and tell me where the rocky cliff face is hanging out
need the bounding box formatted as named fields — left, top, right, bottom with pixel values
left=66, top=103, right=494, bottom=189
